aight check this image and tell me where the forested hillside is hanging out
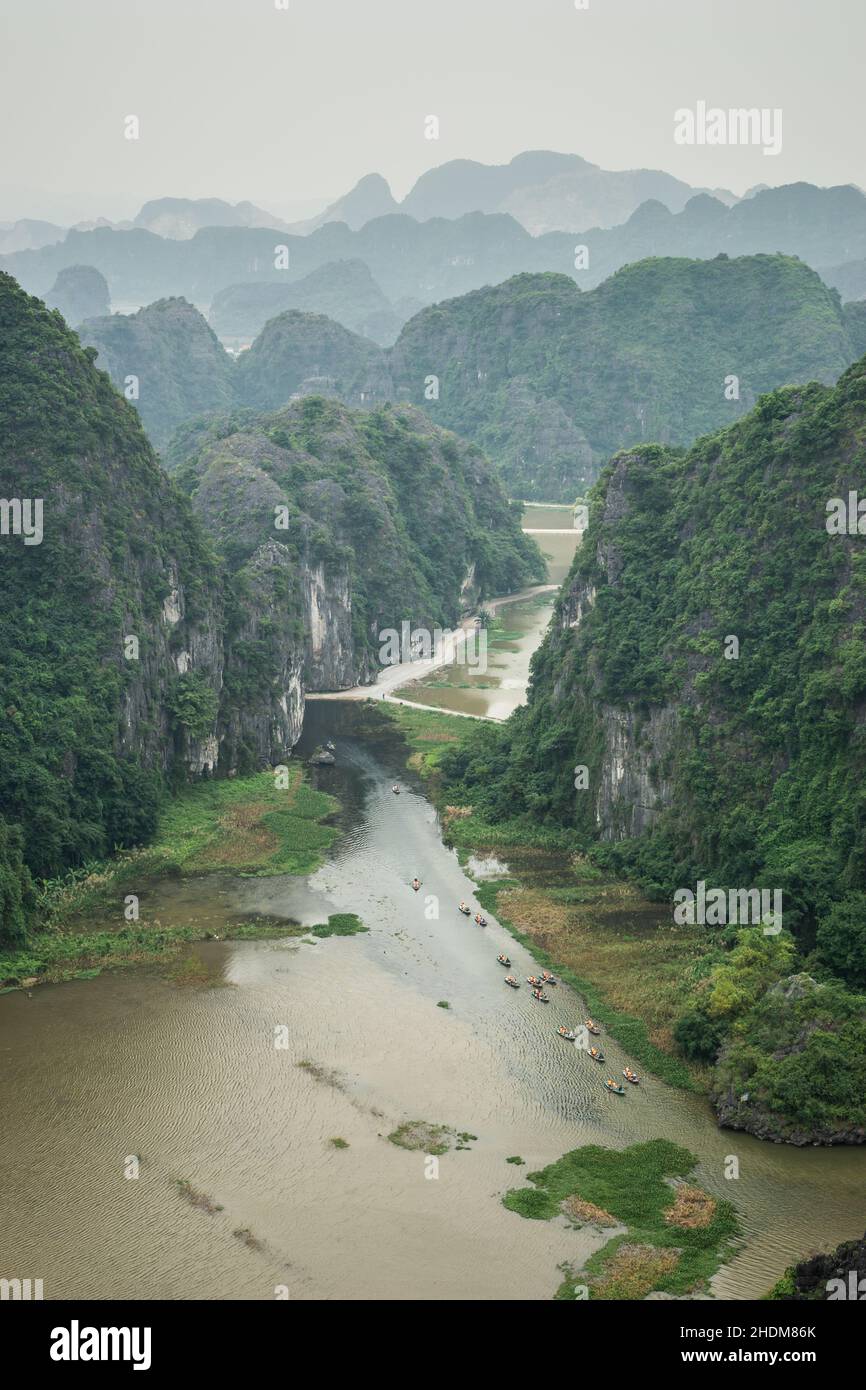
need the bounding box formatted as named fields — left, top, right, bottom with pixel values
left=168, top=395, right=543, bottom=652
left=78, top=297, right=236, bottom=446
left=391, top=255, right=860, bottom=498
left=437, top=355, right=866, bottom=1140
left=0, top=273, right=222, bottom=914
left=0, top=274, right=539, bottom=945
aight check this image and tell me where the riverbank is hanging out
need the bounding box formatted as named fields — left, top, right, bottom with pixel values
left=4, top=698, right=865, bottom=1302
left=384, top=702, right=715, bottom=1092
left=0, top=765, right=361, bottom=990
left=306, top=583, right=557, bottom=714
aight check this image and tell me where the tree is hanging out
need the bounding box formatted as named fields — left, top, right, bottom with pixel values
left=816, top=893, right=866, bottom=990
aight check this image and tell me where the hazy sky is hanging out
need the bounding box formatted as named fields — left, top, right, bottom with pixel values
left=1, top=0, right=863, bottom=224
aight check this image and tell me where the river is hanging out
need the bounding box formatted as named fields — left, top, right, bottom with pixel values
left=2, top=509, right=864, bottom=1301
left=393, top=504, right=580, bottom=720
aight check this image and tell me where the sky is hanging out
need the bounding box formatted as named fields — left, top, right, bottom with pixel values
left=1, top=0, right=863, bottom=224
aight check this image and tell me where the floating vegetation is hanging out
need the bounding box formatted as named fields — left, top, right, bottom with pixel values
left=297, top=1060, right=346, bottom=1092
left=388, top=1120, right=453, bottom=1156
left=561, top=1195, right=618, bottom=1228
left=233, top=1227, right=265, bottom=1252
left=309, top=913, right=367, bottom=937
left=664, top=1183, right=717, bottom=1230
left=504, top=1138, right=739, bottom=1300
left=175, top=1179, right=223, bottom=1214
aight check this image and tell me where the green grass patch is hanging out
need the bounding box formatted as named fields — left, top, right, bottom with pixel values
left=309, top=913, right=366, bottom=937
left=150, top=767, right=339, bottom=876
left=0, top=918, right=320, bottom=988
left=504, top=1138, right=739, bottom=1300
left=1, top=766, right=348, bottom=988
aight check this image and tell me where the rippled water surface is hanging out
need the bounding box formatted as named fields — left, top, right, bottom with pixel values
left=2, top=706, right=865, bottom=1300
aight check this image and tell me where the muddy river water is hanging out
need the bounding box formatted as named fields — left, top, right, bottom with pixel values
left=2, top=707, right=865, bottom=1301
left=2, top=510, right=864, bottom=1301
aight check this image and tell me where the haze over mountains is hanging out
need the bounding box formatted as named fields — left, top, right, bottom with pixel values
left=288, top=150, right=740, bottom=234
left=80, top=252, right=865, bottom=499
left=4, top=170, right=866, bottom=366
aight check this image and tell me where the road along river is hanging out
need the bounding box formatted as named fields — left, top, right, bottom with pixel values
left=308, top=504, right=582, bottom=722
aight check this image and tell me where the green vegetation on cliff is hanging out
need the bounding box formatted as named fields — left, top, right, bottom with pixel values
left=435, top=354, right=866, bottom=1140
left=390, top=255, right=860, bottom=499
left=0, top=272, right=220, bottom=917
left=169, top=395, right=544, bottom=659
left=79, top=297, right=236, bottom=446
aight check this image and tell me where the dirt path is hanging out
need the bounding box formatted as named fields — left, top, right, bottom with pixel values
left=305, top=583, right=558, bottom=712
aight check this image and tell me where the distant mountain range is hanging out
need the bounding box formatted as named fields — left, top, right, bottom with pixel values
left=6, top=182, right=866, bottom=341
left=78, top=253, right=864, bottom=500
left=132, top=197, right=292, bottom=239
left=208, top=258, right=414, bottom=346
left=288, top=150, right=739, bottom=235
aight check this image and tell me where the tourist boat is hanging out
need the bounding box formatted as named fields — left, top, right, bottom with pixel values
left=504, top=976, right=520, bottom=989
left=585, top=1019, right=601, bottom=1035
left=458, top=904, right=472, bottom=916
left=526, top=976, right=543, bottom=987
left=541, top=971, right=557, bottom=984
left=604, top=1080, right=626, bottom=1096
left=497, top=955, right=511, bottom=967
left=623, top=1069, right=640, bottom=1085
left=557, top=1027, right=577, bottom=1041
left=532, top=989, right=550, bottom=1003
left=588, top=1046, right=605, bottom=1062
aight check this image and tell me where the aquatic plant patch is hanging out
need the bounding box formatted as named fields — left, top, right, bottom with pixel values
left=504, top=1138, right=739, bottom=1300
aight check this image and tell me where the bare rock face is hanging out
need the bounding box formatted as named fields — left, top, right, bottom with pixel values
left=220, top=541, right=305, bottom=770
left=594, top=705, right=676, bottom=838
